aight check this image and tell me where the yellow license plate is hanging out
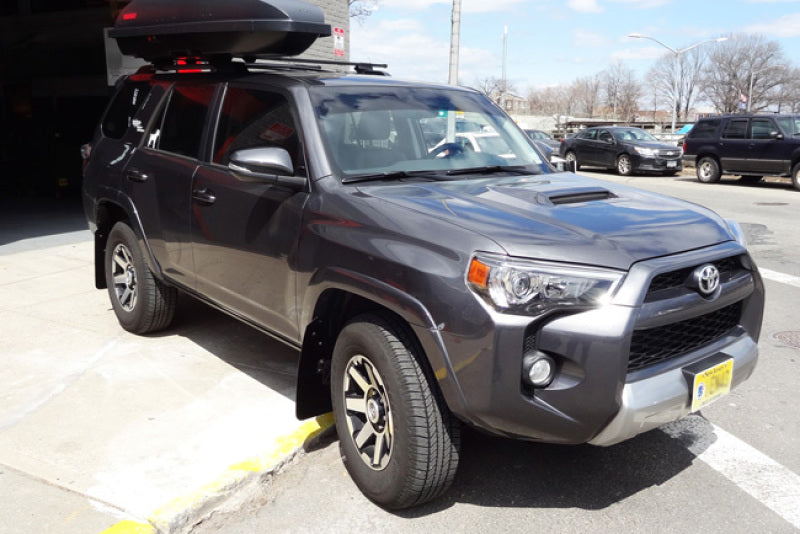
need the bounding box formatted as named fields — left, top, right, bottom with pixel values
left=691, top=358, right=733, bottom=412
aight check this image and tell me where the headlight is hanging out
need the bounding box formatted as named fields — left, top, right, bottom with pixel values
left=467, top=253, right=625, bottom=315
left=634, top=147, right=657, bottom=157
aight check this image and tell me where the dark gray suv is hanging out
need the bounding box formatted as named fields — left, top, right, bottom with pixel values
left=82, top=0, right=765, bottom=510
left=683, top=114, right=800, bottom=190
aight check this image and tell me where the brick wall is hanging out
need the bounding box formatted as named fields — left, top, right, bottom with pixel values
left=303, top=0, right=349, bottom=61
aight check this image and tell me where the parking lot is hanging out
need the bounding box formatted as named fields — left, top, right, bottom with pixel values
left=1, top=171, right=799, bottom=534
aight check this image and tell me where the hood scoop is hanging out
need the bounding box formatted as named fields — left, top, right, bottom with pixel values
left=547, top=187, right=618, bottom=206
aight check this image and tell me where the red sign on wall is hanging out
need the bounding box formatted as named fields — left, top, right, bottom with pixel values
left=333, top=27, right=345, bottom=57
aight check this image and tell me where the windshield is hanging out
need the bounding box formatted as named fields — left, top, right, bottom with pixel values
left=309, top=84, right=548, bottom=179
left=776, top=116, right=800, bottom=136
left=613, top=128, right=658, bottom=142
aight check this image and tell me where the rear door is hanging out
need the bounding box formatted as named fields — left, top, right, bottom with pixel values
left=718, top=118, right=749, bottom=173
left=121, top=81, right=218, bottom=288
left=189, top=83, right=309, bottom=342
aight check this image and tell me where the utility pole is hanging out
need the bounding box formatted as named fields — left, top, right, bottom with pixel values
left=448, top=0, right=461, bottom=85
left=501, top=26, right=507, bottom=111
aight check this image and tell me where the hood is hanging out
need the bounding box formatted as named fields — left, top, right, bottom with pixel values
left=357, top=173, right=733, bottom=271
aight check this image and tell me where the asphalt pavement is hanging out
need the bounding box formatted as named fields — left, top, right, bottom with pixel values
left=0, top=194, right=332, bottom=534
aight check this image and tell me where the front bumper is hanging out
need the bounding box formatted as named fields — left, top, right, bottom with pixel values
left=436, top=242, right=764, bottom=446
left=589, top=334, right=758, bottom=446
left=634, top=154, right=683, bottom=172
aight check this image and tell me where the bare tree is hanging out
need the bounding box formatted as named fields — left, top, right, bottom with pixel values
left=474, top=76, right=517, bottom=107
left=701, top=34, right=788, bottom=113
left=570, top=75, right=602, bottom=118
left=603, top=62, right=641, bottom=122
left=772, top=67, right=800, bottom=113
left=527, top=85, right=572, bottom=116
left=646, top=47, right=706, bottom=122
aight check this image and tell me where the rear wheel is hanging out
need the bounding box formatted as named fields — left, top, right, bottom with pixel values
left=104, top=222, right=176, bottom=334
left=616, top=154, right=633, bottom=176
left=696, top=156, right=721, bottom=183
left=564, top=151, right=579, bottom=171
left=331, top=314, right=460, bottom=509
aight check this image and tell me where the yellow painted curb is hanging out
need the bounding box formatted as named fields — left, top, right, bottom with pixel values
left=100, top=413, right=334, bottom=534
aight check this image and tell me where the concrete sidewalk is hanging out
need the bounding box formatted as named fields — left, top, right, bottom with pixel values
left=0, top=234, right=332, bottom=534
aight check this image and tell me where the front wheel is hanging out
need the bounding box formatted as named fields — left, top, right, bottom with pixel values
left=331, top=314, right=460, bottom=509
left=792, top=163, right=800, bottom=191
left=104, top=222, right=176, bottom=334
left=616, top=154, right=633, bottom=176
left=696, top=156, right=721, bottom=183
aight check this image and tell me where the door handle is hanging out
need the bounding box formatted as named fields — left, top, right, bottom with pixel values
left=125, top=168, right=149, bottom=182
left=192, top=188, right=216, bottom=205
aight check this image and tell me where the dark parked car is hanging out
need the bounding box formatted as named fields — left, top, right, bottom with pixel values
left=560, top=126, right=683, bottom=176
left=683, top=114, right=800, bottom=190
left=82, top=0, right=765, bottom=510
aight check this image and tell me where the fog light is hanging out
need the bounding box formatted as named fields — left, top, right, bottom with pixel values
left=523, top=351, right=556, bottom=388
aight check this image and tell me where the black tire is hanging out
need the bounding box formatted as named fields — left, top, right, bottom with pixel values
left=792, top=163, right=800, bottom=191
left=330, top=313, right=460, bottom=509
left=564, top=151, right=580, bottom=171
left=616, top=154, right=633, bottom=176
left=104, top=222, right=176, bottom=334
left=739, top=175, right=763, bottom=184
left=696, top=156, right=721, bottom=183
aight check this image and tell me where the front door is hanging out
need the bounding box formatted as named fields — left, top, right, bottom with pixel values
left=190, top=85, right=309, bottom=342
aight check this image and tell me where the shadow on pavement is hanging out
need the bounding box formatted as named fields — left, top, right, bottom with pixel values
left=0, top=192, right=87, bottom=247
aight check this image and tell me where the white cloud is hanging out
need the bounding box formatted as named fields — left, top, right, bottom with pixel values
left=612, top=45, right=670, bottom=61
left=567, top=0, right=604, bottom=12
left=572, top=29, right=612, bottom=48
left=745, top=13, right=800, bottom=36
left=611, top=0, right=671, bottom=7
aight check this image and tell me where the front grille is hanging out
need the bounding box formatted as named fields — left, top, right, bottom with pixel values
left=627, top=301, right=742, bottom=373
left=647, top=256, right=742, bottom=296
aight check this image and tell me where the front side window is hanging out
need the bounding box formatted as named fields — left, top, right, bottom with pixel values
left=309, top=85, right=546, bottom=179
left=213, top=86, right=303, bottom=173
left=776, top=116, right=800, bottom=136
left=750, top=118, right=777, bottom=140
left=722, top=119, right=748, bottom=140
left=156, top=83, right=215, bottom=158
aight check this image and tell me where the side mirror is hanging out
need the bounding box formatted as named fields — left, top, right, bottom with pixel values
left=228, top=147, right=305, bottom=188
left=771, top=131, right=784, bottom=140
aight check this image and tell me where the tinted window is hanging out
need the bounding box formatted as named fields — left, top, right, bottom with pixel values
left=722, top=119, right=748, bottom=140
left=577, top=129, right=597, bottom=140
left=776, top=116, right=800, bottom=136
left=750, top=118, right=777, bottom=140
left=689, top=119, right=720, bottom=139
left=102, top=82, right=151, bottom=140
left=213, top=87, right=303, bottom=173
left=157, top=84, right=215, bottom=158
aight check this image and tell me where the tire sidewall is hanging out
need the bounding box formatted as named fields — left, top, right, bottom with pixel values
left=697, top=157, right=720, bottom=183
left=104, top=222, right=149, bottom=332
left=330, top=320, right=419, bottom=507
left=617, top=154, right=632, bottom=176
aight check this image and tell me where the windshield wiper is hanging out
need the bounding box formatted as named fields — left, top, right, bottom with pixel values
left=445, top=165, right=533, bottom=176
left=342, top=170, right=445, bottom=184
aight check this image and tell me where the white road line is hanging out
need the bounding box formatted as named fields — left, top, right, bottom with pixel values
left=662, top=417, right=800, bottom=530
left=759, top=268, right=800, bottom=289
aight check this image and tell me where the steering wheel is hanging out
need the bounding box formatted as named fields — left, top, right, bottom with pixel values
left=428, top=142, right=465, bottom=159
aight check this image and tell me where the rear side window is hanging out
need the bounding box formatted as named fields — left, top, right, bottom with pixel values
left=102, top=82, right=151, bottom=140
left=722, top=119, right=748, bottom=140
left=688, top=119, right=720, bottom=139
left=156, top=84, right=215, bottom=159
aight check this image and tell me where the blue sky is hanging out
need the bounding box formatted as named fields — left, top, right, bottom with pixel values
left=348, top=0, right=800, bottom=92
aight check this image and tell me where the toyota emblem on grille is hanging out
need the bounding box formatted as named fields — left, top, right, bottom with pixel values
left=693, top=264, right=720, bottom=296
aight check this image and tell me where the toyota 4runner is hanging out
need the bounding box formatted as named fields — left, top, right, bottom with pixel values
left=82, top=0, right=765, bottom=509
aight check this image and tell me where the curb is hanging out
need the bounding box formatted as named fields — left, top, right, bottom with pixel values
left=101, top=413, right=335, bottom=534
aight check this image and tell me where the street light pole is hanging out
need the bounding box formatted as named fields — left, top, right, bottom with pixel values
left=448, top=0, right=461, bottom=85
left=627, top=34, right=728, bottom=133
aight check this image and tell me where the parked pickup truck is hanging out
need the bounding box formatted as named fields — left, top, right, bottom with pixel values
left=82, top=0, right=765, bottom=509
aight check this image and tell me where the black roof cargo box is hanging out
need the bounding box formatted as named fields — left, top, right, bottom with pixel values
left=109, top=0, right=332, bottom=64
